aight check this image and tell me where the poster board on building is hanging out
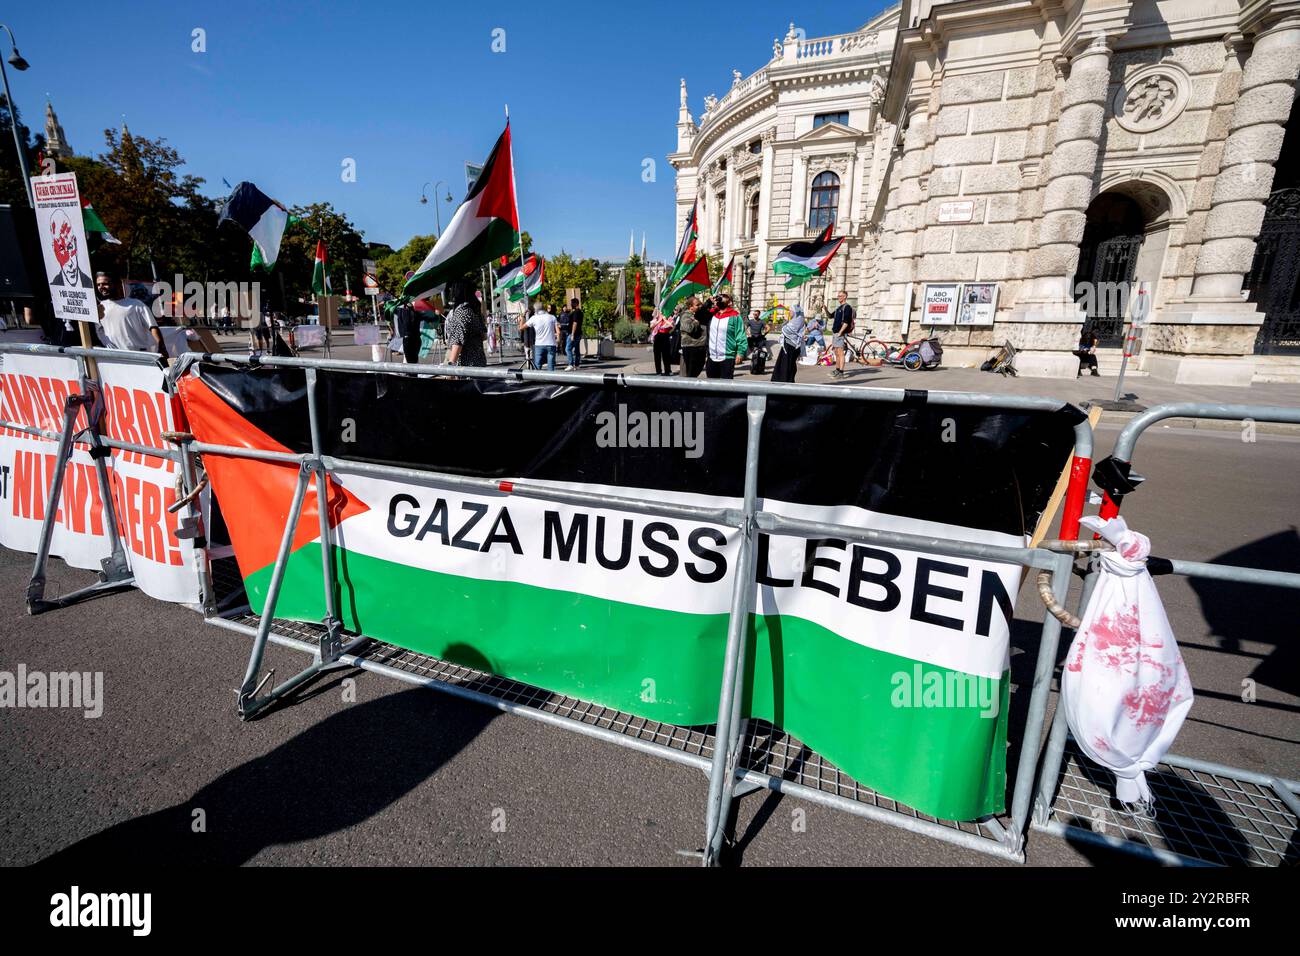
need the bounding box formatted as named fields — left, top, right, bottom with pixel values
left=921, top=283, right=959, bottom=326
left=31, top=172, right=96, bottom=326
left=957, top=282, right=998, bottom=326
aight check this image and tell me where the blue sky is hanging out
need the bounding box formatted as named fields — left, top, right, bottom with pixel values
left=6, top=1, right=890, bottom=259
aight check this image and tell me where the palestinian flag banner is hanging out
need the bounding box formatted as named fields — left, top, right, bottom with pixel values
left=773, top=224, right=845, bottom=289
left=405, top=122, right=520, bottom=301
left=508, top=256, right=544, bottom=302
left=711, top=255, right=734, bottom=296
left=81, top=200, right=120, bottom=245
left=659, top=255, right=710, bottom=315
left=178, top=360, right=1080, bottom=821
left=494, top=252, right=539, bottom=293
left=311, top=239, right=329, bottom=295
left=219, top=181, right=289, bottom=268
left=668, top=200, right=698, bottom=286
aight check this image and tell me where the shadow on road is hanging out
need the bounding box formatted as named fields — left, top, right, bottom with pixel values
left=1189, top=527, right=1300, bottom=699
left=38, top=687, right=496, bottom=865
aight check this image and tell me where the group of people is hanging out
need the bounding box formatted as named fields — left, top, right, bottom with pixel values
left=649, top=290, right=856, bottom=383
left=517, top=299, right=585, bottom=371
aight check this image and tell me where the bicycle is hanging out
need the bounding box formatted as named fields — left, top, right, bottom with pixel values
left=844, top=328, right=890, bottom=365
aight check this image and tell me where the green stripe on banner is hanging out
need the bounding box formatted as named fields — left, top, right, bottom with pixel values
left=245, top=545, right=1010, bottom=821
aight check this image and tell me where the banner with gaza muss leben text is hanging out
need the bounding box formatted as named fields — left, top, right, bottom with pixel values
left=0, top=350, right=203, bottom=604
left=178, top=362, right=1081, bottom=821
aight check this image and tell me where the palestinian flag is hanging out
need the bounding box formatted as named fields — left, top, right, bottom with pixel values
left=773, top=224, right=845, bottom=289
left=219, top=181, right=289, bottom=268
left=494, top=252, right=539, bottom=293
left=176, top=359, right=1080, bottom=821
left=81, top=200, right=120, bottom=245
left=710, top=254, right=734, bottom=296
left=660, top=255, right=710, bottom=315
left=667, top=200, right=698, bottom=286
left=508, top=256, right=544, bottom=302
left=405, top=122, right=519, bottom=300
left=311, top=239, right=330, bottom=295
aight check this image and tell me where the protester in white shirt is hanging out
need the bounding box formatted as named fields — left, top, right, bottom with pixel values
left=95, top=272, right=168, bottom=358
left=519, top=303, right=558, bottom=371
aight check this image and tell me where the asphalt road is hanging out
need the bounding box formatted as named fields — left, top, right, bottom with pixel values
left=1, top=421, right=1297, bottom=867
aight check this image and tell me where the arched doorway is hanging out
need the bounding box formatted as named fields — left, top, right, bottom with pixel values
left=1072, top=193, right=1146, bottom=347
left=1244, top=96, right=1300, bottom=354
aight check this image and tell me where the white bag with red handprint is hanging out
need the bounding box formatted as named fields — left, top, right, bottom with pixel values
left=1062, top=516, right=1194, bottom=809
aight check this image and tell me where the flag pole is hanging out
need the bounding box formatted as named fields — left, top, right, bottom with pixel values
left=506, top=104, right=530, bottom=325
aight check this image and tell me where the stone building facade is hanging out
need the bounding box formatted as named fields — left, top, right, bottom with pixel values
left=671, top=1, right=1300, bottom=383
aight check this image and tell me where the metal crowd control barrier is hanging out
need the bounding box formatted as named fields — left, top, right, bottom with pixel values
left=2, top=342, right=1101, bottom=865
left=0, top=345, right=215, bottom=614
left=1031, top=402, right=1300, bottom=867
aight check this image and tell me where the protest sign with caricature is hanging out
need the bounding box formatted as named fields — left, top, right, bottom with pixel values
left=32, top=172, right=96, bottom=326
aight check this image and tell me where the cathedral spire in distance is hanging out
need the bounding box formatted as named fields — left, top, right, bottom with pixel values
left=44, top=100, right=72, bottom=159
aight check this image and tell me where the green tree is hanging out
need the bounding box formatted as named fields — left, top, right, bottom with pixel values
left=85, top=127, right=208, bottom=280
left=0, top=95, right=39, bottom=207
left=376, top=233, right=437, bottom=297
left=276, top=201, right=367, bottom=310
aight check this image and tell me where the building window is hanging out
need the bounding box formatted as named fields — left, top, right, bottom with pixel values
left=748, top=192, right=761, bottom=237
left=748, top=139, right=762, bottom=154
left=813, top=111, right=849, bottom=129
left=809, top=172, right=839, bottom=231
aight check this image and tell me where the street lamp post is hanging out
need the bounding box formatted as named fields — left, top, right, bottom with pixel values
left=420, top=180, right=453, bottom=235
left=0, top=24, right=33, bottom=206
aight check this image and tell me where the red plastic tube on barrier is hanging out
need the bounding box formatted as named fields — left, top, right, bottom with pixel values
left=1059, top=455, right=1091, bottom=541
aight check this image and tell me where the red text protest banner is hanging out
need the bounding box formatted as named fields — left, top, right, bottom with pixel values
left=0, top=352, right=203, bottom=604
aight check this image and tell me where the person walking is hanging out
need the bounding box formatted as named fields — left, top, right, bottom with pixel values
left=520, top=302, right=559, bottom=371
left=394, top=299, right=423, bottom=364
left=444, top=279, right=487, bottom=367
left=771, top=307, right=805, bottom=383
left=705, top=293, right=747, bottom=379
left=649, top=311, right=675, bottom=375
left=566, top=298, right=584, bottom=369
left=1074, top=324, right=1100, bottom=377
left=830, top=291, right=854, bottom=378
left=678, top=298, right=708, bottom=378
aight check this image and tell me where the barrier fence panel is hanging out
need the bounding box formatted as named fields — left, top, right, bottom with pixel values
left=0, top=344, right=211, bottom=612
left=1, top=343, right=1101, bottom=864
left=1031, top=403, right=1300, bottom=867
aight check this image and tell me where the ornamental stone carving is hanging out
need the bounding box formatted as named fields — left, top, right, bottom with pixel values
left=868, top=72, right=887, bottom=104
left=809, top=154, right=851, bottom=178
left=841, top=32, right=878, bottom=53
left=1112, top=64, right=1189, bottom=133
left=761, top=126, right=777, bottom=146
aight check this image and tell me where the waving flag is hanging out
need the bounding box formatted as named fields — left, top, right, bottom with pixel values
left=495, top=252, right=540, bottom=293
left=660, top=255, right=710, bottom=315
left=80, top=200, right=120, bottom=245
left=509, top=256, right=544, bottom=302
left=311, top=239, right=329, bottom=295
left=711, top=254, right=734, bottom=296
left=773, top=224, right=844, bottom=289
left=667, top=200, right=698, bottom=286
left=219, top=182, right=290, bottom=268
left=405, top=122, right=520, bottom=300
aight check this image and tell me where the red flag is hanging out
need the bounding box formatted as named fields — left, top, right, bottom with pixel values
left=633, top=271, right=642, bottom=321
